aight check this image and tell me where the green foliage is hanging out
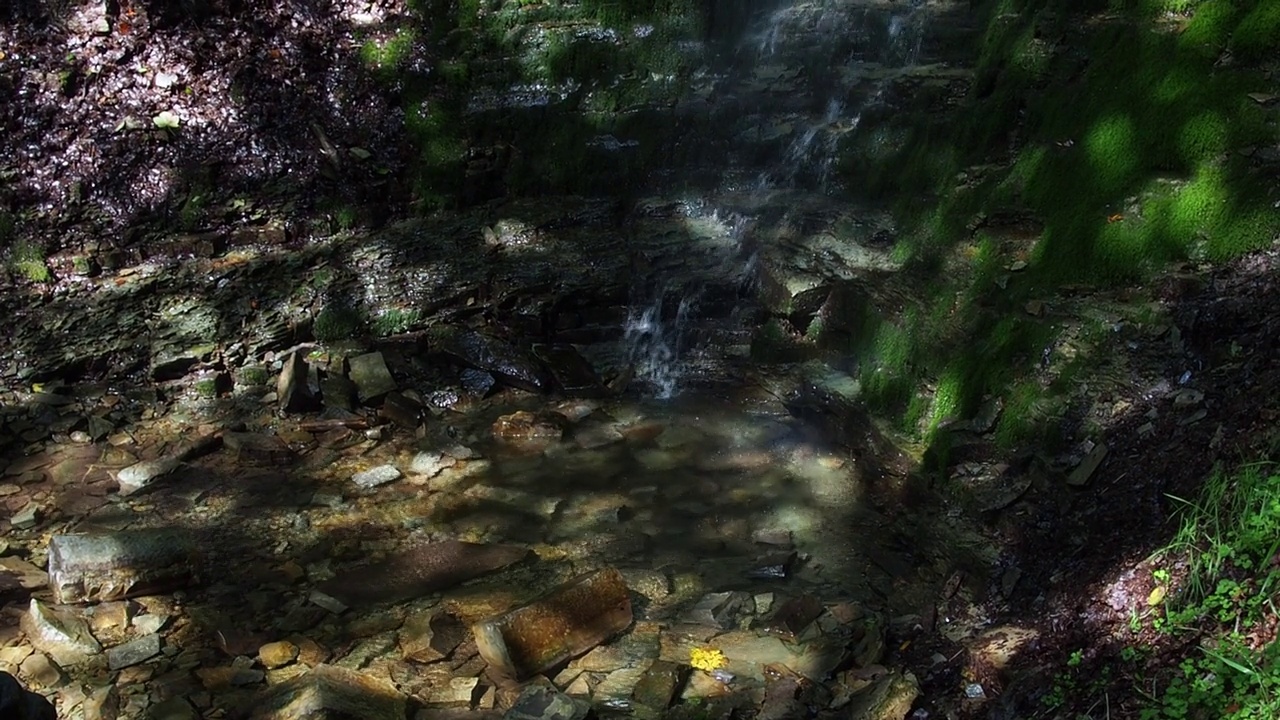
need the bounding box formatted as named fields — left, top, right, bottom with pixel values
left=371, top=308, right=423, bottom=337
left=1231, top=0, right=1280, bottom=62
left=360, top=28, right=416, bottom=75
left=7, top=240, right=51, bottom=283
left=1134, top=463, right=1280, bottom=718
left=313, top=304, right=365, bottom=342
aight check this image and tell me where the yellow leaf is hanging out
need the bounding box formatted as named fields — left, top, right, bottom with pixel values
left=1147, top=586, right=1167, bottom=606
left=690, top=647, right=727, bottom=672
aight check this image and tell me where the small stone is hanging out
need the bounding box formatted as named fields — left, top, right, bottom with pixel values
left=251, top=664, right=407, bottom=720
left=352, top=464, right=401, bottom=489
left=82, top=685, right=119, bottom=720
left=1067, top=443, right=1108, bottom=487
left=22, top=598, right=103, bottom=667
left=398, top=612, right=466, bottom=664
left=258, top=641, right=300, bottom=669
left=106, top=633, right=161, bottom=670
left=408, top=451, right=454, bottom=478
left=131, top=613, right=169, bottom=635
left=20, top=652, right=64, bottom=689
left=426, top=676, right=478, bottom=706
left=11, top=503, right=38, bottom=529
left=308, top=590, right=349, bottom=614
left=504, top=683, right=589, bottom=720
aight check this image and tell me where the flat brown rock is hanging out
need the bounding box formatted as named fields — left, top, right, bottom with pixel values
left=318, top=540, right=533, bottom=606
left=473, top=567, right=632, bottom=680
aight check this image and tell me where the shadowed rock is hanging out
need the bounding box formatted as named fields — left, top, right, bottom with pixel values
left=317, top=540, right=533, bottom=606
left=430, top=327, right=552, bottom=392
left=532, top=344, right=607, bottom=397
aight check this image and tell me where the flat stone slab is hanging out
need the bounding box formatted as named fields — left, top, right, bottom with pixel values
left=318, top=540, right=532, bottom=607
left=47, top=529, right=199, bottom=604
left=473, top=567, right=632, bottom=680
left=251, top=664, right=407, bottom=720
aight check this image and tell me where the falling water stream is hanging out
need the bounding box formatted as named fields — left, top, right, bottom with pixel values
left=621, top=0, right=932, bottom=397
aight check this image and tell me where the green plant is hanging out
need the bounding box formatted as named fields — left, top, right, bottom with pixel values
left=7, top=240, right=51, bottom=283
left=371, top=308, right=423, bottom=337
left=313, top=304, right=365, bottom=342
left=1138, top=463, right=1280, bottom=718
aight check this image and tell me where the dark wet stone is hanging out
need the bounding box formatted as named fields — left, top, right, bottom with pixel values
left=277, top=352, right=317, bottom=413
left=347, top=352, right=397, bottom=403
left=460, top=368, right=497, bottom=397
left=503, top=683, right=588, bottom=720
left=531, top=344, right=606, bottom=397
left=319, top=375, right=358, bottom=412
left=318, top=540, right=532, bottom=606
left=766, top=594, right=823, bottom=639
left=631, top=660, right=684, bottom=712
left=380, top=392, right=423, bottom=429
left=747, top=551, right=799, bottom=581
left=430, top=327, right=551, bottom=393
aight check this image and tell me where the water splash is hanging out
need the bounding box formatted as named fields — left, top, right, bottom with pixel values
left=624, top=292, right=696, bottom=399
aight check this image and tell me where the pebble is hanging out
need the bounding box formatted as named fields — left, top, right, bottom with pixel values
left=107, top=633, right=161, bottom=670
left=351, top=464, right=401, bottom=489
left=258, top=640, right=299, bottom=669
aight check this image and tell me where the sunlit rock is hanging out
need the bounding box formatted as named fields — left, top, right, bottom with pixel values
left=47, top=530, right=199, bottom=604
left=21, top=599, right=101, bottom=667
left=251, top=665, right=407, bottom=720
left=473, top=567, right=632, bottom=680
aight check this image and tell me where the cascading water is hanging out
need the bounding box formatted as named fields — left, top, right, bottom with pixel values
left=620, top=0, right=934, bottom=398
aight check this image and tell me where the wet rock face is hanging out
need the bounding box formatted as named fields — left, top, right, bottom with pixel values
left=430, top=327, right=553, bottom=393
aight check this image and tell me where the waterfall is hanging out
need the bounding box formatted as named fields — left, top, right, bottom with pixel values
left=621, top=0, right=932, bottom=398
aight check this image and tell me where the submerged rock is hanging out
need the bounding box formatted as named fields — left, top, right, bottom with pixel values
left=492, top=411, right=565, bottom=448
left=318, top=540, right=532, bottom=606
left=473, top=567, right=632, bottom=680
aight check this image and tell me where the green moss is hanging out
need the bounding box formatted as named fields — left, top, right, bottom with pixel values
left=237, top=365, right=271, bottom=387
left=1179, top=0, right=1241, bottom=56
left=7, top=240, right=51, bottom=283
left=313, top=304, right=365, bottom=342
left=1085, top=115, right=1141, bottom=194
left=194, top=377, right=219, bottom=398
left=1177, top=110, right=1230, bottom=165
left=372, top=308, right=424, bottom=337
left=1231, top=0, right=1280, bottom=62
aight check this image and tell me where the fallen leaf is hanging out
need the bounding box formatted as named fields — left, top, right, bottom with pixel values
left=152, top=110, right=181, bottom=129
